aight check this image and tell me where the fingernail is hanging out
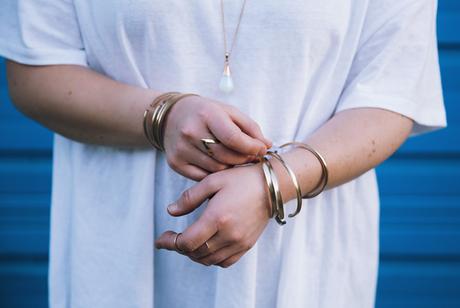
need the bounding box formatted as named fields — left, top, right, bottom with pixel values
left=167, top=203, right=178, bottom=214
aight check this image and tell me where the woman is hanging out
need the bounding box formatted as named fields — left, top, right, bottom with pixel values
left=0, top=0, right=446, bottom=307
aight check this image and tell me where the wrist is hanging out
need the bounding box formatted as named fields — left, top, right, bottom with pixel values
left=137, top=90, right=166, bottom=147
left=143, top=91, right=199, bottom=151
left=268, top=148, right=323, bottom=202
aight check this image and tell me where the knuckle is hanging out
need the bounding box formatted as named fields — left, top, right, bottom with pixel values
left=180, top=126, right=195, bottom=139
left=229, top=230, right=244, bottom=243
left=216, top=214, right=232, bottom=229
left=197, top=108, right=210, bottom=122
left=180, top=240, right=198, bottom=253
left=180, top=189, right=193, bottom=207
left=224, top=129, right=241, bottom=147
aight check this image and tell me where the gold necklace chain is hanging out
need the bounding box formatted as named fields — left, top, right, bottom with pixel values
left=218, top=0, right=248, bottom=93
left=220, top=0, right=248, bottom=61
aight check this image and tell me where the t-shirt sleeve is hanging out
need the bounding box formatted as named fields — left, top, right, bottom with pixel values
left=335, top=0, right=446, bottom=136
left=0, top=0, right=87, bottom=66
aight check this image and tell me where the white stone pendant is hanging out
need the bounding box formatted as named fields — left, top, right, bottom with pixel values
left=219, top=62, right=234, bottom=93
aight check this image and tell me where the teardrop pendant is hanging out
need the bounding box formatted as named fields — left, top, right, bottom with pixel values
left=219, top=62, right=234, bottom=93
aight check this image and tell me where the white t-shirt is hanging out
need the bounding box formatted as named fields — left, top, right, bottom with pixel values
left=0, top=1, right=446, bottom=307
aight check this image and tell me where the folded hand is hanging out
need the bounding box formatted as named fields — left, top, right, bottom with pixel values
left=155, top=163, right=271, bottom=268
left=163, top=95, right=272, bottom=181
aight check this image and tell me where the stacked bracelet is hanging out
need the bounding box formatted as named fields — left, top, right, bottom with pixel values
left=266, top=151, right=302, bottom=218
left=261, top=156, right=286, bottom=225
left=261, top=142, right=329, bottom=226
left=280, top=142, right=328, bottom=198
left=143, top=92, right=199, bottom=151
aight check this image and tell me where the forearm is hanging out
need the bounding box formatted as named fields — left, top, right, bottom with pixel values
left=6, top=61, right=159, bottom=147
left=273, top=108, right=414, bottom=201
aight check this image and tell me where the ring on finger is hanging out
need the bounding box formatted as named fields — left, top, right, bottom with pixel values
left=174, top=232, right=185, bottom=253
left=200, top=138, right=220, bottom=157
left=191, top=241, right=213, bottom=259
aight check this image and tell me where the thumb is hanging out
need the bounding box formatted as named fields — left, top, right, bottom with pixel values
left=167, top=176, right=219, bottom=216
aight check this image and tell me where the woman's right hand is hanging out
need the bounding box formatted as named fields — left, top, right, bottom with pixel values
left=163, top=95, right=272, bottom=181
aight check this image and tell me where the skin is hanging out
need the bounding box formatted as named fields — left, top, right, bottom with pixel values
left=6, top=61, right=414, bottom=268
left=6, top=62, right=271, bottom=180
left=155, top=108, right=413, bottom=267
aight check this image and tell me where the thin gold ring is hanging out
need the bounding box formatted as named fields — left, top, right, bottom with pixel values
left=174, top=232, right=185, bottom=253
left=200, top=138, right=220, bottom=157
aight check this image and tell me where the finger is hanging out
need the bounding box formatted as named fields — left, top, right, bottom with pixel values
left=178, top=210, right=219, bottom=253
left=173, top=163, right=209, bottom=182
left=188, top=232, right=228, bottom=259
left=187, top=241, right=215, bottom=260
left=198, top=244, right=244, bottom=266
left=221, top=105, right=272, bottom=148
left=196, top=141, right=256, bottom=165
left=167, top=175, right=220, bottom=216
left=206, top=112, right=267, bottom=156
left=155, top=230, right=181, bottom=252
left=187, top=145, right=229, bottom=173
left=217, top=250, right=246, bottom=268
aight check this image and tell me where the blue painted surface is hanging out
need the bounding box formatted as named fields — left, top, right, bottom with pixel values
left=1, top=1, right=460, bottom=307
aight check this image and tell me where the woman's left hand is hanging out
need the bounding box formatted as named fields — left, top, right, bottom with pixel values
left=155, top=163, right=271, bottom=268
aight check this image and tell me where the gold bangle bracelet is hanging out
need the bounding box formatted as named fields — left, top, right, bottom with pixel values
left=143, top=92, right=198, bottom=151
left=261, top=157, right=277, bottom=218
left=263, top=157, right=286, bottom=225
left=154, top=93, right=182, bottom=151
left=153, top=100, right=170, bottom=150
left=158, top=93, right=199, bottom=150
left=280, top=142, right=328, bottom=198
left=143, top=92, right=180, bottom=150
left=266, top=151, right=303, bottom=218
left=143, top=109, right=157, bottom=148
left=149, top=93, right=177, bottom=150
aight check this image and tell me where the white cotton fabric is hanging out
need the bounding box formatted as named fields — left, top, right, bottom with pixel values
left=0, top=0, right=446, bottom=307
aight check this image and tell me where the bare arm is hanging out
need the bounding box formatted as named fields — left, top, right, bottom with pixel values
left=6, top=61, right=271, bottom=179
left=156, top=107, right=414, bottom=267
left=7, top=61, right=155, bottom=147
left=272, top=107, right=414, bottom=201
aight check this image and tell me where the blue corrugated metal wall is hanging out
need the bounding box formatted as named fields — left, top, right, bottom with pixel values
left=1, top=1, right=459, bottom=307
